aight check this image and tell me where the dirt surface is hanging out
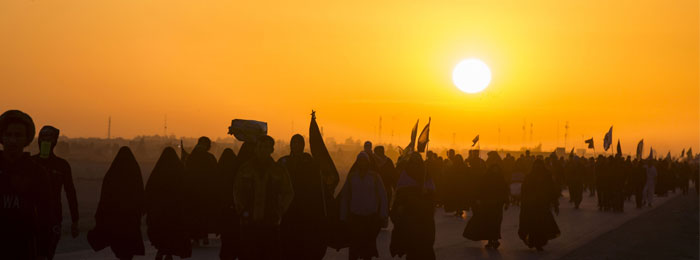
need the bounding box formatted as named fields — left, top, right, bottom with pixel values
left=561, top=191, right=699, bottom=260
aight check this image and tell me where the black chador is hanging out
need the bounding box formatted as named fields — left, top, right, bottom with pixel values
left=88, top=147, right=145, bottom=260
left=145, top=147, right=192, bottom=259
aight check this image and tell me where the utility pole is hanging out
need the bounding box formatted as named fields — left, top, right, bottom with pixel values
left=107, top=116, right=111, bottom=140
left=564, top=121, right=569, bottom=149
left=530, top=123, right=533, bottom=147
left=378, top=116, right=382, bottom=142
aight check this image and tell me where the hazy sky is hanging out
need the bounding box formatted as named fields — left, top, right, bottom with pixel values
left=1, top=0, right=698, bottom=154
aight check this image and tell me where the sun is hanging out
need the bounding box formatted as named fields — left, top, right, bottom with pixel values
left=452, top=59, right=491, bottom=94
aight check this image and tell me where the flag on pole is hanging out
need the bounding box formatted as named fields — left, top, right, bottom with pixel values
left=648, top=146, right=654, bottom=159
left=603, top=126, right=613, bottom=151
left=404, top=119, right=419, bottom=154
left=472, top=134, right=480, bottom=147
left=688, top=148, right=694, bottom=159
left=569, top=147, right=575, bottom=157
left=636, top=139, right=644, bottom=159
left=665, top=151, right=671, bottom=161
left=616, top=139, right=622, bottom=157
left=417, top=117, right=431, bottom=153
left=309, top=111, right=339, bottom=190
left=585, top=138, right=594, bottom=149
left=180, top=139, right=189, bottom=163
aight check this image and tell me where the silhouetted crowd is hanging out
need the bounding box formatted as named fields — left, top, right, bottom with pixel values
left=1, top=109, right=698, bottom=260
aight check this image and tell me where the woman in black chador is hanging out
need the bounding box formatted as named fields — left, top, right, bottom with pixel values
left=145, top=147, right=192, bottom=260
left=88, top=147, right=145, bottom=260
left=518, top=159, right=560, bottom=251
left=462, top=152, right=509, bottom=249
left=390, top=152, right=436, bottom=260
left=218, top=148, right=240, bottom=260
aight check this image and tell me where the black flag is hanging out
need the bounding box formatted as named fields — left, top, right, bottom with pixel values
left=309, top=111, right=339, bottom=190
left=616, top=139, right=622, bottom=157
left=603, top=126, right=613, bottom=151
left=417, top=117, right=431, bottom=153
left=404, top=119, right=419, bottom=154
left=472, top=134, right=479, bottom=147
left=585, top=138, right=594, bottom=149
left=636, top=139, right=644, bottom=159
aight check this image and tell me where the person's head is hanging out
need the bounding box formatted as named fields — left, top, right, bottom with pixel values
left=0, top=110, right=35, bottom=155
left=196, top=136, right=211, bottom=151
left=364, top=141, right=373, bottom=154
left=290, top=134, right=305, bottom=155
left=525, top=150, right=531, bottom=157
left=38, top=126, right=60, bottom=157
left=356, top=152, right=370, bottom=173
left=646, top=159, right=654, bottom=166
left=448, top=149, right=456, bottom=158
left=532, top=159, right=546, bottom=173
left=406, top=152, right=425, bottom=183
left=255, top=135, right=275, bottom=159
left=374, top=146, right=385, bottom=158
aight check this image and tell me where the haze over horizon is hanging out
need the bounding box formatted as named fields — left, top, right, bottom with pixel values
left=1, top=0, right=698, bottom=154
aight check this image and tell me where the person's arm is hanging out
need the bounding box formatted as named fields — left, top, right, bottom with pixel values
left=277, top=166, right=294, bottom=218
left=62, top=161, right=80, bottom=237
left=375, top=176, right=389, bottom=219
left=339, top=176, right=350, bottom=221
left=33, top=164, right=52, bottom=258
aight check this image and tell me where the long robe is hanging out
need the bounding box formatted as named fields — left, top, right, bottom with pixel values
left=564, top=158, right=584, bottom=208
left=279, top=152, right=327, bottom=260
left=218, top=148, right=240, bottom=260
left=518, top=162, right=560, bottom=249
left=183, top=148, right=218, bottom=239
left=443, top=156, right=467, bottom=213
left=375, top=155, right=398, bottom=208
left=88, top=147, right=145, bottom=259
left=463, top=164, right=508, bottom=241
left=145, top=147, right=191, bottom=258
left=390, top=167, right=436, bottom=260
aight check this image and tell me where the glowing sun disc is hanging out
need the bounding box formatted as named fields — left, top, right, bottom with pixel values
left=452, top=59, right=491, bottom=93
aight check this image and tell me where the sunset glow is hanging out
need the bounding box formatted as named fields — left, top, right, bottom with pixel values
left=0, top=0, right=697, bottom=153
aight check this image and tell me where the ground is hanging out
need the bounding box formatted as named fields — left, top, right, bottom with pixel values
left=54, top=187, right=699, bottom=260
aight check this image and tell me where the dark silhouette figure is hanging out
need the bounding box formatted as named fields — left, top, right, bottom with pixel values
left=629, top=159, right=647, bottom=209
left=0, top=110, right=52, bottom=259
left=183, top=137, right=218, bottom=246
left=218, top=148, right=240, bottom=260
left=463, top=152, right=509, bottom=249
left=373, top=146, right=397, bottom=209
left=339, top=152, right=388, bottom=260
left=390, top=153, right=436, bottom=260
left=442, top=153, right=467, bottom=215
left=145, top=147, right=192, bottom=260
left=564, top=155, right=584, bottom=209
left=32, top=126, right=80, bottom=260
left=278, top=134, right=327, bottom=260
left=87, top=146, right=145, bottom=260
left=518, top=159, right=560, bottom=251
left=234, top=135, right=294, bottom=260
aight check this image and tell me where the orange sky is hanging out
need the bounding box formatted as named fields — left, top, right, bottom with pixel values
left=1, top=0, right=698, bottom=155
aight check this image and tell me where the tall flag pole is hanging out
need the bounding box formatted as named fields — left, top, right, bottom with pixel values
left=309, top=110, right=339, bottom=200
left=417, top=117, right=431, bottom=153
left=585, top=137, right=595, bottom=157
left=603, top=126, right=613, bottom=153
left=636, top=139, right=644, bottom=160
left=402, top=119, right=419, bottom=156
